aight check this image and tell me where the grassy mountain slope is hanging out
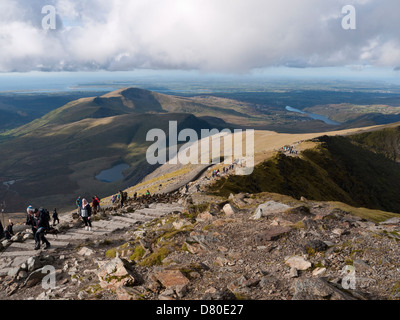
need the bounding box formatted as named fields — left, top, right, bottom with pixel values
left=209, top=125, right=400, bottom=214
left=0, top=112, right=213, bottom=212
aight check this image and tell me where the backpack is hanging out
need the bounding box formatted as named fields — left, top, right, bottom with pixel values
left=39, top=208, right=51, bottom=231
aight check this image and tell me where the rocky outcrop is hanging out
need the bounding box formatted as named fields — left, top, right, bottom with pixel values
left=1, top=190, right=399, bottom=301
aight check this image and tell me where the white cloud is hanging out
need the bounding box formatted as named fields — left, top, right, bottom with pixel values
left=0, top=0, right=399, bottom=73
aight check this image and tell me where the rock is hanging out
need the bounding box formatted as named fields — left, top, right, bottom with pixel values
left=332, top=228, right=345, bottom=236
left=97, top=257, right=136, bottom=290
left=6, top=283, right=19, bottom=296
left=23, top=268, right=48, bottom=288
left=154, top=269, right=190, bottom=289
left=7, top=266, right=21, bottom=278
left=286, top=206, right=311, bottom=216
left=202, top=288, right=237, bottom=300
left=222, top=203, right=237, bottom=216
left=304, top=240, right=328, bottom=253
left=250, top=201, right=291, bottom=220
left=11, top=233, right=23, bottom=242
left=254, top=227, right=291, bottom=244
left=196, top=212, right=213, bottom=221
left=300, top=196, right=308, bottom=202
left=23, top=233, right=34, bottom=241
left=312, top=268, right=327, bottom=277
left=27, top=256, right=43, bottom=272
left=1, top=240, right=10, bottom=248
left=78, top=247, right=94, bottom=256
left=285, top=256, right=312, bottom=271
left=289, top=267, right=299, bottom=278
left=173, top=220, right=191, bottom=229
left=380, top=217, right=400, bottom=225
left=17, top=270, right=28, bottom=280
left=292, top=278, right=357, bottom=300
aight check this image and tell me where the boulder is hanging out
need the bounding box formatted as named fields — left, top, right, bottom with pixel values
left=97, top=257, right=136, bottom=290
left=78, top=247, right=94, bottom=257
left=292, top=278, right=357, bottom=300
left=154, top=269, right=190, bottom=289
left=380, top=217, right=400, bottom=225
left=285, top=256, right=312, bottom=271
left=222, top=203, right=237, bottom=216
left=254, top=227, right=291, bottom=244
left=250, top=201, right=292, bottom=220
left=304, top=240, right=328, bottom=253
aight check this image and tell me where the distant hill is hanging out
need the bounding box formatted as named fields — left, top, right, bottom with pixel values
left=0, top=110, right=215, bottom=212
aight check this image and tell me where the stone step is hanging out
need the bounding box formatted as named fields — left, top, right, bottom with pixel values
left=8, top=240, right=70, bottom=249
left=0, top=267, right=13, bottom=277
left=1, top=250, right=40, bottom=257
left=125, top=213, right=154, bottom=221
left=54, top=233, right=91, bottom=241
left=111, top=216, right=140, bottom=225
left=94, top=220, right=127, bottom=230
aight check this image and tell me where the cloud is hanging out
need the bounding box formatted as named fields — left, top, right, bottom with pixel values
left=0, top=0, right=399, bottom=73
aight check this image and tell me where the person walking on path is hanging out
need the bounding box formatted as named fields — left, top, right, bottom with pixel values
left=34, top=208, right=51, bottom=250
left=52, top=208, right=60, bottom=226
left=80, top=198, right=92, bottom=231
left=4, top=219, right=14, bottom=240
left=91, top=197, right=100, bottom=215
left=76, top=197, right=82, bottom=215
left=119, top=190, right=127, bottom=208
left=26, top=206, right=38, bottom=237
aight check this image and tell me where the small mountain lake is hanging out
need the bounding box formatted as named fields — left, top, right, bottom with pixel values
left=95, top=163, right=130, bottom=183
left=286, top=106, right=340, bottom=126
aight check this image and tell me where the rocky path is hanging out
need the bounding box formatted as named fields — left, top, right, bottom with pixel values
left=0, top=202, right=184, bottom=278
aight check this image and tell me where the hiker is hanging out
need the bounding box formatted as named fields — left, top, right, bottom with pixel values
left=52, top=208, right=60, bottom=226
left=34, top=208, right=51, bottom=250
left=111, top=194, right=116, bottom=204
left=95, top=195, right=101, bottom=211
left=133, top=192, right=138, bottom=201
left=196, top=184, right=201, bottom=192
left=26, top=206, right=38, bottom=236
left=91, top=197, right=100, bottom=215
left=185, top=184, right=189, bottom=193
left=80, top=198, right=92, bottom=231
left=4, top=219, right=14, bottom=240
left=119, top=190, right=126, bottom=208
left=76, top=196, right=82, bottom=214
left=145, top=190, right=151, bottom=196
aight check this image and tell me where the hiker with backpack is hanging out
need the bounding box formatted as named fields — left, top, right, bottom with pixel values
left=26, top=205, right=38, bottom=236
left=52, top=208, right=60, bottom=226
left=91, top=197, right=99, bottom=215
left=80, top=198, right=92, bottom=231
left=34, top=208, right=51, bottom=250
left=119, top=190, right=127, bottom=208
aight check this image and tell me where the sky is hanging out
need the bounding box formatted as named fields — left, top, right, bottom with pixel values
left=0, top=0, right=399, bottom=76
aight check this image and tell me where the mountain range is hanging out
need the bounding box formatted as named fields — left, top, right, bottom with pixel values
left=1, top=87, right=400, bottom=215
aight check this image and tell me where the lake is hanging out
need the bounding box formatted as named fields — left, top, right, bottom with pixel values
left=285, top=106, right=340, bottom=126
left=95, top=163, right=130, bottom=183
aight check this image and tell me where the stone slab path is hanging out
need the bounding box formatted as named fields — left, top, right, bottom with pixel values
left=0, top=202, right=184, bottom=277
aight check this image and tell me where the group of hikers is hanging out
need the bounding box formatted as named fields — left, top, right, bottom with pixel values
left=280, top=145, right=298, bottom=155
left=111, top=189, right=151, bottom=208
left=211, top=162, right=236, bottom=179
left=25, top=206, right=59, bottom=250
